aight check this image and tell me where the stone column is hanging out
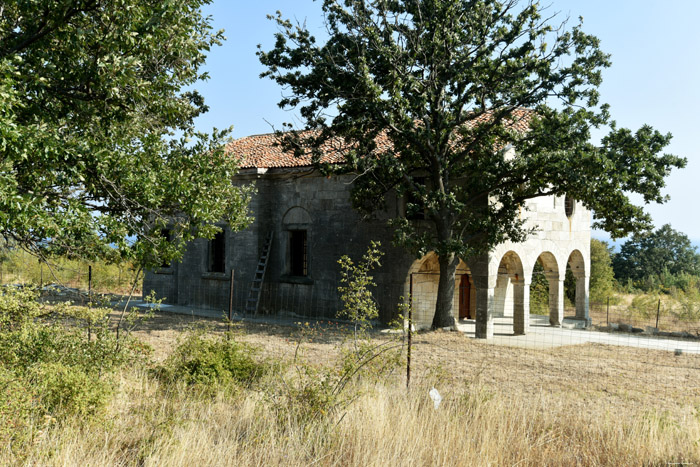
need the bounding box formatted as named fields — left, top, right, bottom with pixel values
left=473, top=273, right=496, bottom=339
left=513, top=278, right=530, bottom=335
left=575, top=273, right=590, bottom=324
left=547, top=275, right=564, bottom=327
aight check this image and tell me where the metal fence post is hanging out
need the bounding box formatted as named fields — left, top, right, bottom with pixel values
left=407, top=273, right=413, bottom=389
left=606, top=297, right=609, bottom=326
left=655, top=298, right=661, bottom=330
left=228, top=269, right=234, bottom=334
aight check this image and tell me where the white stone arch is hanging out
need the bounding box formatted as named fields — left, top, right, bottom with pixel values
left=405, top=252, right=472, bottom=329
left=494, top=251, right=529, bottom=335
left=532, top=251, right=565, bottom=327
left=566, top=249, right=590, bottom=322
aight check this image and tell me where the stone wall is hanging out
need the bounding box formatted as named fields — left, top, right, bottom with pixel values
left=143, top=170, right=415, bottom=322
left=143, top=170, right=591, bottom=333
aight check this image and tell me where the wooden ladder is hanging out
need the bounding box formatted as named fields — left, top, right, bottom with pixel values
left=245, top=231, right=273, bottom=314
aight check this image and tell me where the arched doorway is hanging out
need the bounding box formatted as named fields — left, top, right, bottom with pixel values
left=494, top=251, right=528, bottom=335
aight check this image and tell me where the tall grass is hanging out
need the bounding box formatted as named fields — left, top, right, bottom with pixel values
left=0, top=249, right=139, bottom=294
left=11, top=360, right=700, bottom=466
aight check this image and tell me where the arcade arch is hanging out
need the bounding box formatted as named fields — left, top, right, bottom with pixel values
left=494, top=251, right=528, bottom=335
left=406, top=252, right=473, bottom=329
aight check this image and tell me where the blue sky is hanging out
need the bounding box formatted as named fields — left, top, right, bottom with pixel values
left=192, top=1, right=700, bottom=246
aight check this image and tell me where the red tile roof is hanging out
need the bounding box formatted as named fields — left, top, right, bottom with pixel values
left=226, top=108, right=533, bottom=169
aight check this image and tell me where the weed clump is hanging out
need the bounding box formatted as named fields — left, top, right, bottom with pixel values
left=156, top=329, right=268, bottom=396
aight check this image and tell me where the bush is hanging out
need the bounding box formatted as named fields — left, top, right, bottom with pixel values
left=157, top=330, right=268, bottom=395
left=0, top=365, right=34, bottom=448
left=0, top=285, right=147, bottom=447
left=26, top=362, right=111, bottom=418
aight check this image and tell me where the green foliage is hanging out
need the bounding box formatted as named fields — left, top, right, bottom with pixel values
left=157, top=330, right=268, bottom=395
left=337, top=241, right=383, bottom=336
left=0, top=286, right=45, bottom=329
left=589, top=239, right=617, bottom=302
left=529, top=260, right=550, bottom=315
left=613, top=224, right=700, bottom=291
left=0, top=365, right=34, bottom=449
left=259, top=0, right=684, bottom=326
left=0, top=0, right=252, bottom=268
left=0, top=286, right=147, bottom=453
left=268, top=361, right=341, bottom=426
left=26, top=362, right=111, bottom=418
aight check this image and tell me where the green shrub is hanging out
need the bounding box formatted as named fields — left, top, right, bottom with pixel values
left=0, top=286, right=147, bottom=425
left=267, top=362, right=340, bottom=426
left=157, top=330, right=267, bottom=395
left=0, top=286, right=44, bottom=329
left=0, top=365, right=34, bottom=449
left=26, top=362, right=111, bottom=418
left=337, top=241, right=383, bottom=337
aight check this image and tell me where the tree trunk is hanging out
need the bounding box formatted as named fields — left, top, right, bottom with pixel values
left=431, top=252, right=459, bottom=329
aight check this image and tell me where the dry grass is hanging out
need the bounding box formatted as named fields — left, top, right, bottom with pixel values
left=9, top=311, right=700, bottom=466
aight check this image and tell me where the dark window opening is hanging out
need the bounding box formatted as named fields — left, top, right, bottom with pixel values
left=564, top=195, right=574, bottom=218
left=289, top=230, right=308, bottom=276
left=208, top=230, right=226, bottom=273
left=160, top=228, right=172, bottom=268
left=406, top=177, right=426, bottom=220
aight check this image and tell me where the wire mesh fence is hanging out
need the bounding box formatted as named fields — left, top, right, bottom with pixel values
left=4, top=255, right=700, bottom=366
left=585, top=299, right=700, bottom=337
left=0, top=251, right=138, bottom=296
left=3, top=258, right=699, bottom=462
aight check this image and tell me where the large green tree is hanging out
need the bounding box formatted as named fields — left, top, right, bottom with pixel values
left=613, top=224, right=700, bottom=286
left=259, top=0, right=684, bottom=328
left=0, top=0, right=251, bottom=269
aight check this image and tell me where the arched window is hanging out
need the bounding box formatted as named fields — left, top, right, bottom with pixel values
left=282, top=207, right=312, bottom=277
left=564, top=195, right=574, bottom=218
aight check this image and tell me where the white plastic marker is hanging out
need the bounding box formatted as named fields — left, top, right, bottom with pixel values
left=429, top=387, right=442, bottom=409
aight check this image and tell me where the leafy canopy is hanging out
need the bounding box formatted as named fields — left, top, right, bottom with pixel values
left=0, top=0, right=252, bottom=268
left=260, top=0, right=683, bottom=255
left=613, top=224, right=700, bottom=286
left=259, top=0, right=684, bottom=326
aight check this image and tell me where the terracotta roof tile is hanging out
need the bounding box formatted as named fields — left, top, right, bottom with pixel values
left=226, top=108, right=533, bottom=169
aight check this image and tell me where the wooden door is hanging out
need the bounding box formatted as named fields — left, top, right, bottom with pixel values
left=459, top=274, right=471, bottom=319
